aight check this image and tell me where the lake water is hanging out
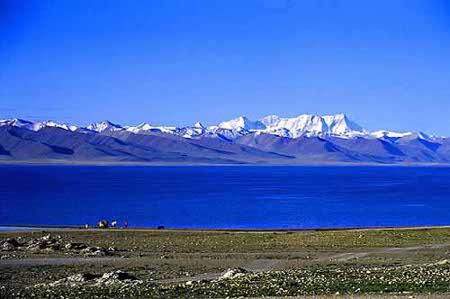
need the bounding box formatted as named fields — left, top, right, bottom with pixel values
left=1, top=165, right=450, bottom=229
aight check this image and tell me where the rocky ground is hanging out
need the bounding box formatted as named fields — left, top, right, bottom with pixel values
left=1, top=234, right=117, bottom=258
left=2, top=227, right=450, bottom=298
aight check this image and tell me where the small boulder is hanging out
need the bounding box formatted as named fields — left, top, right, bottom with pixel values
left=37, top=270, right=141, bottom=288
left=219, top=268, right=249, bottom=280
left=46, top=273, right=101, bottom=287
left=0, top=239, right=20, bottom=251
left=25, top=234, right=62, bottom=251
left=95, top=270, right=142, bottom=286
left=65, top=242, right=89, bottom=250
left=41, top=235, right=52, bottom=242
left=81, top=247, right=108, bottom=257
left=437, top=259, right=449, bottom=265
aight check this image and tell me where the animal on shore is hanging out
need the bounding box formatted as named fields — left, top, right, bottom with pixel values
left=97, top=220, right=109, bottom=228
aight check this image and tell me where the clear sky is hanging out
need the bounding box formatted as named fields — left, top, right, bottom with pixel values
left=1, top=0, right=450, bottom=134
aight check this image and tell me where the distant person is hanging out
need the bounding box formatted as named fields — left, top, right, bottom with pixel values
left=85, top=223, right=90, bottom=229
left=124, top=220, right=128, bottom=228
left=111, top=220, right=117, bottom=228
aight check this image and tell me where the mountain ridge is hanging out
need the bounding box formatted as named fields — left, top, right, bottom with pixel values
left=1, top=113, right=433, bottom=140
left=0, top=114, right=448, bottom=165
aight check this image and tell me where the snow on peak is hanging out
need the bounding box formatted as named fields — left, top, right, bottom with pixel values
left=416, top=132, right=430, bottom=140
left=269, top=114, right=326, bottom=137
left=126, top=122, right=179, bottom=135
left=215, top=113, right=367, bottom=139
left=260, top=115, right=281, bottom=127
left=194, top=122, right=205, bottom=129
left=0, top=114, right=440, bottom=142
left=255, top=113, right=365, bottom=138
left=371, top=130, right=412, bottom=139
left=0, top=118, right=78, bottom=132
left=180, top=123, right=207, bottom=138
left=42, top=121, right=78, bottom=132
left=125, top=123, right=152, bottom=133
left=0, top=118, right=34, bottom=130
left=219, top=116, right=266, bottom=131
left=322, top=113, right=364, bottom=135
left=87, top=121, right=122, bottom=133
left=404, top=132, right=431, bottom=141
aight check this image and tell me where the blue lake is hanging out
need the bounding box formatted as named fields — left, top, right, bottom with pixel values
left=1, top=165, right=450, bottom=229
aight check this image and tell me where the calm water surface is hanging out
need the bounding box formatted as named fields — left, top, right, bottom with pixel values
left=1, top=165, right=450, bottom=229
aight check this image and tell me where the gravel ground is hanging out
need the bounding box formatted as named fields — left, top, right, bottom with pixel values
left=3, top=227, right=450, bottom=298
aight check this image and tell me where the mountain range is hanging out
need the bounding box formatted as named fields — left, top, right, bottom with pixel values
left=0, top=114, right=449, bottom=165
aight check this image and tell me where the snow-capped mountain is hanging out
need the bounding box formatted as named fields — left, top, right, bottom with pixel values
left=0, top=119, right=37, bottom=131
left=0, top=118, right=78, bottom=132
left=0, top=114, right=437, bottom=141
left=124, top=122, right=180, bottom=135
left=219, top=116, right=266, bottom=131
left=215, top=113, right=367, bottom=138
left=87, top=121, right=123, bottom=133
left=178, top=122, right=206, bottom=139
left=0, top=114, right=448, bottom=164
left=258, top=113, right=365, bottom=138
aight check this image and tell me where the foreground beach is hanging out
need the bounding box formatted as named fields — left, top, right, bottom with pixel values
left=2, top=227, right=450, bottom=298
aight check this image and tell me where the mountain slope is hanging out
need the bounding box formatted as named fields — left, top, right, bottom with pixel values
left=0, top=115, right=448, bottom=164
left=236, top=133, right=359, bottom=162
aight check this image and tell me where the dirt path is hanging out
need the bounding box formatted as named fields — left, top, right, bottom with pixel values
left=314, top=243, right=450, bottom=262
left=2, top=242, right=449, bottom=268
left=0, top=257, right=122, bottom=268
left=1, top=242, right=449, bottom=267
left=2, top=242, right=450, bottom=285
left=315, top=252, right=370, bottom=262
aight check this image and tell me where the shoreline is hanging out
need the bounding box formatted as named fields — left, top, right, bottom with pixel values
left=0, top=160, right=450, bottom=167
left=2, top=224, right=450, bottom=232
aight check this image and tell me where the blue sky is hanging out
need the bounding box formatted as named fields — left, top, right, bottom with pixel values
left=1, top=0, right=450, bottom=134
